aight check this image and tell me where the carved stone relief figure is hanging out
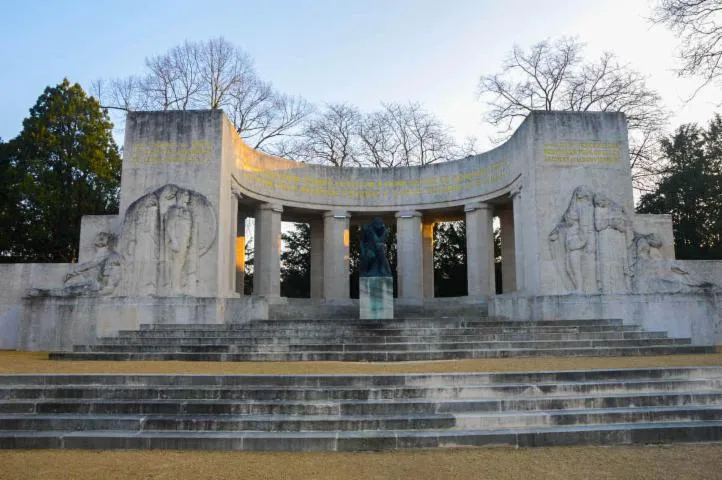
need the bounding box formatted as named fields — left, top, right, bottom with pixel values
left=593, top=193, right=632, bottom=293
left=120, top=192, right=160, bottom=295
left=552, top=187, right=719, bottom=295
left=549, top=186, right=598, bottom=293
left=161, top=186, right=194, bottom=295
left=630, top=233, right=718, bottom=293
left=27, top=232, right=122, bottom=297
left=119, top=184, right=216, bottom=296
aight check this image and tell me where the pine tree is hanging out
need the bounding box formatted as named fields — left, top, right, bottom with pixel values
left=0, top=79, right=121, bottom=262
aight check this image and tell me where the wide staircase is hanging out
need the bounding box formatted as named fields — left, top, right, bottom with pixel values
left=4, top=302, right=720, bottom=451
left=2, top=367, right=722, bottom=450
left=52, top=303, right=712, bottom=361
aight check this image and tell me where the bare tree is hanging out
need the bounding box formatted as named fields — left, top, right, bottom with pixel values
left=296, top=103, right=362, bottom=167
left=297, top=102, right=473, bottom=168
left=652, top=0, right=722, bottom=94
left=91, top=77, right=147, bottom=112
left=479, top=37, right=582, bottom=132
left=94, top=37, right=311, bottom=152
left=95, top=38, right=469, bottom=166
left=238, top=91, right=312, bottom=151
left=197, top=37, right=254, bottom=109
left=356, top=103, right=460, bottom=167
left=357, top=110, right=400, bottom=167
left=144, top=41, right=202, bottom=110
left=478, top=37, right=669, bottom=191
left=383, top=103, right=458, bottom=167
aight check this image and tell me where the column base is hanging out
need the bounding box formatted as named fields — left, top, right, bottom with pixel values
left=360, top=277, right=394, bottom=320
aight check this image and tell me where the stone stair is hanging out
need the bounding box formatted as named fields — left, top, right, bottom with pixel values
left=51, top=317, right=714, bottom=362
left=2, top=367, right=722, bottom=450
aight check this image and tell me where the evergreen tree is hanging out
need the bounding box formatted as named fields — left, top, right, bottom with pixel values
left=280, top=223, right=311, bottom=298
left=0, top=79, right=121, bottom=262
left=434, top=222, right=468, bottom=297
left=637, top=115, right=722, bottom=259
left=0, top=139, right=23, bottom=259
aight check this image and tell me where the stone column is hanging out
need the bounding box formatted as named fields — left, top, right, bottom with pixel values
left=310, top=217, right=324, bottom=299
left=229, top=194, right=239, bottom=295
left=511, top=185, right=524, bottom=293
left=498, top=206, right=515, bottom=293
left=235, top=212, right=246, bottom=295
left=396, top=211, right=423, bottom=302
left=465, top=202, right=494, bottom=297
left=422, top=221, right=435, bottom=298
left=323, top=211, right=350, bottom=300
left=253, top=203, right=283, bottom=297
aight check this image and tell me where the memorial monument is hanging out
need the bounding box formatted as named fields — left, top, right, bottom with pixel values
left=0, top=109, right=720, bottom=351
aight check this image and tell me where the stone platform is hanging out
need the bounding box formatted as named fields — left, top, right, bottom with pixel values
left=1, top=366, right=722, bottom=451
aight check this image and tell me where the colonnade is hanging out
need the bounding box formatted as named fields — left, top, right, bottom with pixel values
left=230, top=197, right=521, bottom=300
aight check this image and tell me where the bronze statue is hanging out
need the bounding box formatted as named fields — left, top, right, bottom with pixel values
left=359, top=217, right=392, bottom=277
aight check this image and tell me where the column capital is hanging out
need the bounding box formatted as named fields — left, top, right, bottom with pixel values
left=323, top=210, right=350, bottom=219
left=509, top=183, right=523, bottom=200
left=464, top=202, right=492, bottom=213
left=395, top=210, right=422, bottom=219
left=257, top=203, right=283, bottom=214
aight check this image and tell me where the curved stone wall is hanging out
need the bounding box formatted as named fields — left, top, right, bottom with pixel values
left=231, top=133, right=519, bottom=211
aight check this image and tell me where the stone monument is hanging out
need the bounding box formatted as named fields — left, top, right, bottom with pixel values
left=1, top=109, right=721, bottom=352
left=359, top=217, right=394, bottom=320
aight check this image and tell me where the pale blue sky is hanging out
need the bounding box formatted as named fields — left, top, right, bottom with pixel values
left=1, top=0, right=719, bottom=146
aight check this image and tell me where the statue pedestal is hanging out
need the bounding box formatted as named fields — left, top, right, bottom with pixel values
left=360, top=277, right=394, bottom=320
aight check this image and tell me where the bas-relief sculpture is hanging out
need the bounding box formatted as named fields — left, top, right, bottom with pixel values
left=549, top=186, right=601, bottom=293
left=120, top=184, right=217, bottom=296
left=29, top=185, right=217, bottom=298
left=28, top=232, right=122, bottom=297
left=359, top=217, right=392, bottom=278
left=630, top=233, right=717, bottom=293
left=550, top=186, right=718, bottom=295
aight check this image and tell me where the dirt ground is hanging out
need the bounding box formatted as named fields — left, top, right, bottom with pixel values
left=2, top=350, right=722, bottom=375
left=1, top=444, right=722, bottom=480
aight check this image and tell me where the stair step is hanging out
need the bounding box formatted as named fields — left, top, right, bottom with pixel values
left=98, top=332, right=670, bottom=344
left=116, top=326, right=647, bottom=337
left=4, top=390, right=722, bottom=415
left=51, top=345, right=716, bottom=362
left=5, top=378, right=720, bottom=401
left=2, top=420, right=722, bottom=450
left=1, top=367, right=721, bottom=451
left=138, top=318, right=625, bottom=329
left=5, top=367, right=721, bottom=385
left=75, top=339, right=691, bottom=353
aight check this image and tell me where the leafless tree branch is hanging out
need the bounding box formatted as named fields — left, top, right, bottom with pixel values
left=478, top=36, right=669, bottom=192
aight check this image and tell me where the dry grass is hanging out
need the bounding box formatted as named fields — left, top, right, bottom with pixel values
left=1, top=444, right=721, bottom=479
left=1, top=350, right=722, bottom=375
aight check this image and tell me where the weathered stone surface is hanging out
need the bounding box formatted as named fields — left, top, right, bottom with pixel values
left=1, top=367, right=722, bottom=451
left=18, top=296, right=268, bottom=351
left=0, top=264, right=68, bottom=349
left=359, top=277, right=394, bottom=320
left=490, top=293, right=722, bottom=345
